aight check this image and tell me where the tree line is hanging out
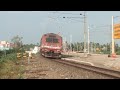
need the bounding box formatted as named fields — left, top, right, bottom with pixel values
left=63, top=41, right=120, bottom=55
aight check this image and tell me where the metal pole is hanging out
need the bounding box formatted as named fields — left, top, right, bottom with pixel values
left=70, top=35, right=72, bottom=52
left=28, top=57, right=30, bottom=64
left=84, top=11, right=87, bottom=54
left=91, top=42, right=93, bottom=53
left=112, top=16, right=115, bottom=54
left=88, top=26, right=90, bottom=54
left=64, top=37, right=66, bottom=52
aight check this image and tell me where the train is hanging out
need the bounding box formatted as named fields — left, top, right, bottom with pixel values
left=40, top=33, right=63, bottom=59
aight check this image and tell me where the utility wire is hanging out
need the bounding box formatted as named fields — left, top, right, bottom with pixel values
left=50, top=11, right=82, bottom=16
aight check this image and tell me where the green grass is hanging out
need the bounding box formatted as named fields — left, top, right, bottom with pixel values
left=0, top=53, right=24, bottom=79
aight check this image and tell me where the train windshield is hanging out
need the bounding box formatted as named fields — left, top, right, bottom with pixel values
left=46, top=38, right=59, bottom=43
left=53, top=38, right=58, bottom=43
left=46, top=38, right=52, bottom=42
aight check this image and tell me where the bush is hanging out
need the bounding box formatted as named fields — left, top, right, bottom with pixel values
left=0, top=48, right=25, bottom=79
left=116, top=51, right=120, bottom=55
left=0, top=51, right=4, bottom=58
left=0, top=54, right=23, bottom=79
left=102, top=51, right=110, bottom=54
left=0, top=53, right=17, bottom=63
left=0, top=47, right=25, bottom=57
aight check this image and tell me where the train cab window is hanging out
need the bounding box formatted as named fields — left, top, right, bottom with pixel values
left=53, top=38, right=58, bottom=43
left=46, top=38, right=59, bottom=43
left=46, top=38, right=52, bottom=42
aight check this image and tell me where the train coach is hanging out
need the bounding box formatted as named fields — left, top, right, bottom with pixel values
left=40, top=33, right=63, bottom=59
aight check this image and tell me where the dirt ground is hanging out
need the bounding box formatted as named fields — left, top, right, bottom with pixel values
left=62, top=52, right=120, bottom=71
left=16, top=54, right=113, bottom=79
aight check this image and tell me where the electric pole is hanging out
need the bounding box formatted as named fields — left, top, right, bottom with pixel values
left=70, top=34, right=72, bottom=52
left=112, top=16, right=115, bottom=55
left=88, top=26, right=90, bottom=54
left=62, top=11, right=88, bottom=55
left=83, top=11, right=87, bottom=55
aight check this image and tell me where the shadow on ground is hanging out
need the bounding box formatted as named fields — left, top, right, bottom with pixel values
left=61, top=54, right=74, bottom=58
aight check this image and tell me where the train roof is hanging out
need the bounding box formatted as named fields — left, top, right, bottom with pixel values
left=42, top=33, right=62, bottom=37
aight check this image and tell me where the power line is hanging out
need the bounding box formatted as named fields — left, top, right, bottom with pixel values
left=90, top=25, right=111, bottom=29
left=66, top=18, right=84, bottom=22
left=50, top=11, right=81, bottom=16
left=48, top=16, right=84, bottom=24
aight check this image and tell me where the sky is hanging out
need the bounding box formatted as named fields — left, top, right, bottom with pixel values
left=0, top=11, right=120, bottom=45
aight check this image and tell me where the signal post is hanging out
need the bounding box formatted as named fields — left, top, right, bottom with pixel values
left=111, top=16, right=120, bottom=58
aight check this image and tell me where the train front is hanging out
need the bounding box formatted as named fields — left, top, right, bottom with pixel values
left=40, top=33, right=62, bottom=58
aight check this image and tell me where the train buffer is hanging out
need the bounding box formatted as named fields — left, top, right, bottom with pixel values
left=17, top=52, right=29, bottom=60
left=17, top=53, right=22, bottom=59
left=23, top=53, right=29, bottom=59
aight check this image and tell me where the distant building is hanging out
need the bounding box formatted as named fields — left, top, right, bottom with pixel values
left=0, top=41, right=14, bottom=51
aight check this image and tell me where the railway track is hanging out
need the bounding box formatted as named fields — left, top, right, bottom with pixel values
left=50, top=58, right=120, bottom=79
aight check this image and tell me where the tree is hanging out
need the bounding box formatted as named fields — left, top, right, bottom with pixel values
left=106, top=43, right=110, bottom=52
left=74, top=43, right=77, bottom=51
left=11, top=35, right=23, bottom=48
left=71, top=43, right=74, bottom=51
left=36, top=43, right=39, bottom=46
left=115, top=44, right=119, bottom=52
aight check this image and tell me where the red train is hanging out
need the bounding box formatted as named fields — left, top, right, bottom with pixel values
left=40, top=33, right=63, bottom=58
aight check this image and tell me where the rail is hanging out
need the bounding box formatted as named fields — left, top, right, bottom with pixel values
left=52, top=58, right=120, bottom=78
